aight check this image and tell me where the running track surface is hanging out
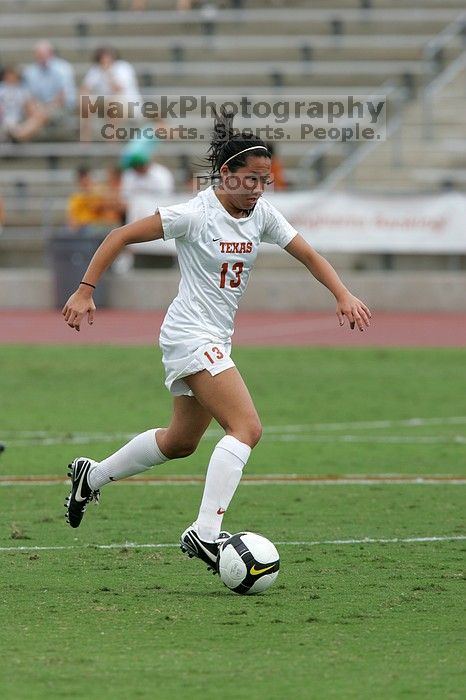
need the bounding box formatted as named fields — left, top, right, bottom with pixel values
left=1, top=310, right=465, bottom=346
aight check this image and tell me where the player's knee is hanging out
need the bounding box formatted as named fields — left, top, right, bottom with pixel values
left=237, top=420, right=262, bottom=449
left=169, top=439, right=199, bottom=459
left=249, top=421, right=263, bottom=448
left=182, top=439, right=199, bottom=457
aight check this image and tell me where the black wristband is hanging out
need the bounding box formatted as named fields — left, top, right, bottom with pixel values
left=80, top=281, right=96, bottom=289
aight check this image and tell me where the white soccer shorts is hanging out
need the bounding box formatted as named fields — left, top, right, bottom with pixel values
left=160, top=338, right=235, bottom=396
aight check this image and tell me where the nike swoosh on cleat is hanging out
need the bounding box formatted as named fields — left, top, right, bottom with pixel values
left=250, top=564, right=276, bottom=576
left=74, top=464, right=89, bottom=502
left=216, top=508, right=226, bottom=515
left=186, top=535, right=216, bottom=563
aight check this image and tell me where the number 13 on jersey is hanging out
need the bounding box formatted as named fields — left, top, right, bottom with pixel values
left=219, top=262, right=244, bottom=289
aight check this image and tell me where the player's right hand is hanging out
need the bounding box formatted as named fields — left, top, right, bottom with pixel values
left=62, top=290, right=96, bottom=332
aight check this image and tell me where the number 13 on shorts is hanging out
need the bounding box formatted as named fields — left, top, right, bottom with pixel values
left=204, top=346, right=225, bottom=364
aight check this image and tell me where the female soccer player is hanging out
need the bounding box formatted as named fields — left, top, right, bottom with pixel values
left=63, top=111, right=371, bottom=572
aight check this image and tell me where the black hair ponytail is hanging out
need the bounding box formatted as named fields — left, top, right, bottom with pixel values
left=207, top=108, right=271, bottom=179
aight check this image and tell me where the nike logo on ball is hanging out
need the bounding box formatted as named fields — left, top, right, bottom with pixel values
left=250, top=564, right=275, bottom=576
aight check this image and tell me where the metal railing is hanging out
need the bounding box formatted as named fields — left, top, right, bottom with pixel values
left=1, top=7, right=462, bottom=30
left=298, top=82, right=408, bottom=190
left=421, top=9, right=466, bottom=81
left=310, top=10, right=466, bottom=192
left=422, top=49, right=466, bottom=139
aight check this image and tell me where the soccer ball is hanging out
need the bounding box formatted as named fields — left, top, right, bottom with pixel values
left=217, top=532, right=280, bottom=595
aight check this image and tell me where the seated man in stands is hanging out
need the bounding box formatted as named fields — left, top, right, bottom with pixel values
left=23, top=41, right=76, bottom=125
left=109, top=146, right=174, bottom=272
left=121, top=148, right=174, bottom=223
left=67, top=167, right=121, bottom=233
left=0, top=65, right=47, bottom=142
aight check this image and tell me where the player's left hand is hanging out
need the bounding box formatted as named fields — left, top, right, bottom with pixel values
left=62, top=289, right=96, bottom=332
left=336, top=292, right=372, bottom=331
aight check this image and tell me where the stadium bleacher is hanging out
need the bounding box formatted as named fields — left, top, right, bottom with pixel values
left=0, top=0, right=465, bottom=308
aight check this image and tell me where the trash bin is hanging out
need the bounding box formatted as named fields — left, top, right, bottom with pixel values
left=48, top=234, right=108, bottom=308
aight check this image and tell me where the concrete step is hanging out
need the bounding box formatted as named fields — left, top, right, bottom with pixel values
left=2, top=8, right=461, bottom=40
left=59, top=58, right=428, bottom=83
left=412, top=167, right=466, bottom=184
left=5, top=34, right=456, bottom=64
left=4, top=0, right=465, bottom=11
left=4, top=0, right=466, bottom=12
left=398, top=124, right=466, bottom=138
left=350, top=163, right=466, bottom=183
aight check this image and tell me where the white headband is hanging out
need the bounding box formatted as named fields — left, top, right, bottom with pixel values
left=221, top=145, right=269, bottom=168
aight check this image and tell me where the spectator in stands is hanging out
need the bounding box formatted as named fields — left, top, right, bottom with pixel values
left=23, top=41, right=77, bottom=121
left=0, top=65, right=47, bottom=142
left=112, top=148, right=174, bottom=273
left=67, top=167, right=121, bottom=233
left=81, top=47, right=141, bottom=102
left=80, top=47, right=141, bottom=140
left=266, top=141, right=288, bottom=191
left=121, top=149, right=175, bottom=223
left=101, top=166, right=126, bottom=227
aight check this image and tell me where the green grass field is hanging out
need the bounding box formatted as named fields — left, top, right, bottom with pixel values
left=1, top=346, right=465, bottom=700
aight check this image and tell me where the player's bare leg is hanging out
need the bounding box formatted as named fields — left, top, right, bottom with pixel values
left=185, top=367, right=262, bottom=448
left=155, top=394, right=212, bottom=459
left=179, top=367, right=261, bottom=571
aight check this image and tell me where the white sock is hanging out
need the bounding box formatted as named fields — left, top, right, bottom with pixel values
left=88, top=429, right=168, bottom=490
left=194, top=435, right=251, bottom=542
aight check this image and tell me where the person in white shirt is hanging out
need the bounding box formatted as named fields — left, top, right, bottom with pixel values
left=81, top=46, right=140, bottom=102
left=62, top=110, right=372, bottom=573
left=80, top=46, right=141, bottom=141
left=115, top=149, right=174, bottom=271
left=121, top=151, right=175, bottom=223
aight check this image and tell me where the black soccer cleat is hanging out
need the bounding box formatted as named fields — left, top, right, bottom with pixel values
left=180, top=526, right=231, bottom=574
left=64, top=457, right=100, bottom=528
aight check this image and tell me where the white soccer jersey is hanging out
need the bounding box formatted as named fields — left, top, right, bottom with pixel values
left=158, top=186, right=297, bottom=346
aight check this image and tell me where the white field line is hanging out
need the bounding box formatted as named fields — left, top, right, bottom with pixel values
left=263, top=416, right=466, bottom=432
left=4, top=435, right=466, bottom=447
left=1, top=476, right=465, bottom=486
left=1, top=534, right=464, bottom=554
left=272, top=435, right=466, bottom=444
left=3, top=415, right=466, bottom=447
